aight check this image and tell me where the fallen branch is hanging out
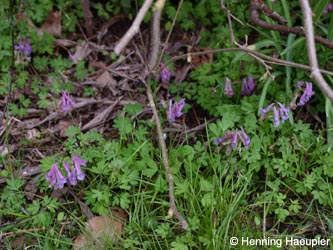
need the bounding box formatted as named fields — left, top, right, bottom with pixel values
left=114, top=0, right=154, bottom=55
left=299, top=0, right=333, bottom=101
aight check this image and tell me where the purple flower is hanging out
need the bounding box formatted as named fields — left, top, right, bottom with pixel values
left=60, top=90, right=76, bottom=112
left=168, top=98, right=185, bottom=123
left=214, top=128, right=250, bottom=150
left=260, top=102, right=290, bottom=127
left=323, top=3, right=333, bottom=15
left=63, top=161, right=78, bottom=186
left=241, top=76, right=255, bottom=96
left=277, top=102, right=289, bottom=121
left=298, top=82, right=315, bottom=106
left=72, top=154, right=86, bottom=181
left=231, top=128, right=238, bottom=148
left=214, top=132, right=234, bottom=145
left=273, top=106, right=280, bottom=127
left=240, top=127, right=250, bottom=148
left=260, top=103, right=275, bottom=118
left=297, top=81, right=304, bottom=88
left=45, top=163, right=67, bottom=189
left=159, top=63, right=171, bottom=84
left=14, top=38, right=32, bottom=57
left=224, top=77, right=235, bottom=97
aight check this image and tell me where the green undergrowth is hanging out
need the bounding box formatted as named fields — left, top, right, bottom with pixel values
left=1, top=0, right=333, bottom=249
left=1, top=103, right=333, bottom=249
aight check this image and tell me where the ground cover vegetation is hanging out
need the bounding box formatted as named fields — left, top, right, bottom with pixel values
left=1, top=0, right=333, bottom=249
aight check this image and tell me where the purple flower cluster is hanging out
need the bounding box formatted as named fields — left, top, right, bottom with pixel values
left=297, top=82, right=315, bottom=106
left=260, top=102, right=290, bottom=127
left=159, top=63, right=171, bottom=84
left=224, top=77, right=235, bottom=97
left=168, top=98, right=185, bottom=123
left=241, top=76, right=256, bottom=96
left=323, top=3, right=333, bottom=15
left=46, top=154, right=86, bottom=189
left=214, top=127, right=250, bottom=153
left=223, top=76, right=256, bottom=97
left=59, top=90, right=76, bottom=112
left=14, top=38, right=32, bottom=57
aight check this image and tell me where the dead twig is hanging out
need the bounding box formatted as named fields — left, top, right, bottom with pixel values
left=157, top=0, right=184, bottom=67
left=146, top=0, right=189, bottom=230
left=81, top=97, right=122, bottom=131
left=249, top=0, right=333, bottom=49
left=165, top=47, right=333, bottom=77
left=221, top=1, right=273, bottom=79
left=80, top=0, right=94, bottom=37
left=299, top=0, right=333, bottom=101
left=1, top=0, right=15, bottom=124
left=114, top=0, right=154, bottom=55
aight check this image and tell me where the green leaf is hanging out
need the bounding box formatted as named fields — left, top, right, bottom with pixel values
left=124, top=103, right=143, bottom=115
left=7, top=179, right=25, bottom=190
left=57, top=212, right=65, bottom=221
left=65, top=126, right=81, bottom=137
left=113, top=115, right=133, bottom=137
left=275, top=208, right=289, bottom=222
left=120, top=192, right=130, bottom=209
left=26, top=200, right=40, bottom=215
left=199, top=177, right=214, bottom=192
left=289, top=199, right=301, bottom=213
left=171, top=241, right=188, bottom=250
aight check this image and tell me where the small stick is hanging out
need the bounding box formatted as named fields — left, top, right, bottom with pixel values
left=147, top=0, right=189, bottom=230
left=157, top=0, right=184, bottom=67
left=114, top=0, right=154, bottom=55
left=80, top=0, right=94, bottom=37
left=249, top=0, right=333, bottom=49
left=221, top=1, right=273, bottom=78
left=165, top=47, right=333, bottom=77
left=299, top=0, right=333, bottom=101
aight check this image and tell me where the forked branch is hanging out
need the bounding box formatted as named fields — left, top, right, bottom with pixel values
left=249, top=0, right=333, bottom=49
left=298, top=0, right=333, bottom=101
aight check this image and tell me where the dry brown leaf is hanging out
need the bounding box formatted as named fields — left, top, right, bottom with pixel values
left=188, top=47, right=214, bottom=68
left=11, top=235, right=37, bottom=249
left=20, top=166, right=42, bottom=178
left=82, top=97, right=121, bottom=131
left=96, top=71, right=120, bottom=96
left=70, top=41, right=92, bottom=64
left=24, top=180, right=38, bottom=201
left=73, top=215, right=124, bottom=250
left=39, top=11, right=62, bottom=36
left=54, top=120, right=74, bottom=137
left=26, top=128, right=39, bottom=140
left=54, top=39, right=77, bottom=47
left=175, top=64, right=192, bottom=83
left=17, top=11, right=62, bottom=37
left=0, top=144, right=16, bottom=156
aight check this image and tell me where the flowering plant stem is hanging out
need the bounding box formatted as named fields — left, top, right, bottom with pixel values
left=146, top=0, right=189, bottom=230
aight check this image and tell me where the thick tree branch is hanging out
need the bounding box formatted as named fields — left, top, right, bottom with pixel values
left=114, top=0, right=154, bottom=55
left=299, top=0, right=333, bottom=101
